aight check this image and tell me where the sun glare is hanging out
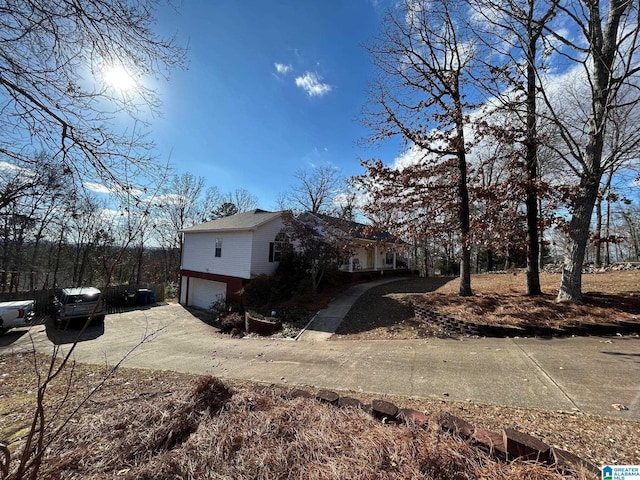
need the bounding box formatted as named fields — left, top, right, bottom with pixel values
left=103, top=65, right=136, bottom=92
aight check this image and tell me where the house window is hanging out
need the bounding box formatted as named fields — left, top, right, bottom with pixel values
left=385, top=252, right=394, bottom=265
left=214, top=237, right=222, bottom=258
left=269, top=232, right=289, bottom=262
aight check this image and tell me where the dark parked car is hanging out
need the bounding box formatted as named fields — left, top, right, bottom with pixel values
left=53, top=287, right=106, bottom=324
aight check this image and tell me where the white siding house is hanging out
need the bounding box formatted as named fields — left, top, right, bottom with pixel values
left=181, top=230, right=253, bottom=278
left=179, top=209, right=285, bottom=309
left=179, top=209, right=411, bottom=309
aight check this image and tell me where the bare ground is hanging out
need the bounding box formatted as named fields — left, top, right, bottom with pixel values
left=1, top=352, right=636, bottom=479
left=333, top=271, right=640, bottom=339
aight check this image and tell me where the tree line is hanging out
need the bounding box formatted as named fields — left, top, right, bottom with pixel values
left=355, top=0, right=640, bottom=301
left=0, top=164, right=259, bottom=292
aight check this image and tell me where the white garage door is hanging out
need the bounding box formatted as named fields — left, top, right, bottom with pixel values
left=188, top=278, right=227, bottom=309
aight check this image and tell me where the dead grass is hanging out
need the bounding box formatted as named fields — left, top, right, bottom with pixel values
left=335, top=271, right=640, bottom=339
left=0, top=353, right=197, bottom=450
left=2, top=352, right=626, bottom=479
left=32, top=380, right=588, bottom=480
left=435, top=270, right=640, bottom=297
left=423, top=271, right=640, bottom=329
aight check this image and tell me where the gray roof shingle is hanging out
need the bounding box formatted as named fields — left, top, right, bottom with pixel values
left=180, top=209, right=284, bottom=233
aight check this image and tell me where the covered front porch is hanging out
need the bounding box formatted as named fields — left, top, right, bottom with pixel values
left=339, top=241, right=410, bottom=273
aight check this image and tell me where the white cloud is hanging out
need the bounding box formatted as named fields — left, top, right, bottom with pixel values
left=295, top=72, right=332, bottom=97
left=84, top=181, right=148, bottom=198
left=392, top=143, right=451, bottom=170
left=0, top=161, right=26, bottom=173
left=99, top=208, right=121, bottom=220
left=275, top=62, right=292, bottom=75
left=154, top=193, right=189, bottom=206
left=84, top=181, right=112, bottom=194
left=392, top=146, right=424, bottom=170
left=0, top=161, right=35, bottom=181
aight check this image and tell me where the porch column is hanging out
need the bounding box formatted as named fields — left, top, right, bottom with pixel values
left=349, top=257, right=354, bottom=273
left=374, top=246, right=378, bottom=270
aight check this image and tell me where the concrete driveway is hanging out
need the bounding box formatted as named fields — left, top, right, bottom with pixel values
left=1, top=303, right=638, bottom=419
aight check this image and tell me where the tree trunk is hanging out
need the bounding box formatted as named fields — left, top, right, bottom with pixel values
left=537, top=197, right=545, bottom=270
left=135, top=243, right=144, bottom=285
left=459, top=244, right=472, bottom=296
left=77, top=244, right=92, bottom=287
left=457, top=148, right=472, bottom=296
left=524, top=25, right=542, bottom=295
left=595, top=195, right=603, bottom=266
left=556, top=0, right=629, bottom=301
left=422, top=242, right=430, bottom=277
left=605, top=188, right=612, bottom=265
left=524, top=166, right=541, bottom=294
left=457, top=141, right=472, bottom=296
left=311, top=264, right=324, bottom=294
left=451, top=79, right=473, bottom=296
left=557, top=176, right=600, bottom=302
left=52, top=229, right=64, bottom=289
left=622, top=212, right=640, bottom=260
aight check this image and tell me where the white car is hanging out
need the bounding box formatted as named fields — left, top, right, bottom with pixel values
left=53, top=287, right=106, bottom=324
left=0, top=300, right=36, bottom=334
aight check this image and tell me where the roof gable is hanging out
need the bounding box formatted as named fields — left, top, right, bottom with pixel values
left=180, top=209, right=284, bottom=233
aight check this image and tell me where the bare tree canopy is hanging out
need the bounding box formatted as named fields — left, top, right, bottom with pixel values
left=542, top=0, right=640, bottom=301
left=467, top=0, right=559, bottom=296
left=280, top=165, right=341, bottom=214
left=361, top=0, right=478, bottom=296
left=359, top=0, right=640, bottom=301
left=0, top=0, right=186, bottom=206
left=223, top=188, right=259, bottom=215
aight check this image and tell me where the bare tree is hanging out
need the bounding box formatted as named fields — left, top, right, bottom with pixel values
left=199, top=186, right=224, bottom=222
left=469, top=0, right=558, bottom=295
left=361, top=0, right=480, bottom=296
left=3, top=167, right=172, bottom=480
left=154, top=173, right=205, bottom=246
left=0, top=158, right=61, bottom=212
left=151, top=177, right=259, bottom=283
left=199, top=187, right=257, bottom=221
left=281, top=165, right=341, bottom=214
left=0, top=0, right=185, bottom=206
left=333, top=184, right=361, bottom=222
left=618, top=204, right=640, bottom=261
left=467, top=135, right=526, bottom=272
left=224, top=189, right=258, bottom=214
left=539, top=0, right=640, bottom=301
left=209, top=189, right=258, bottom=219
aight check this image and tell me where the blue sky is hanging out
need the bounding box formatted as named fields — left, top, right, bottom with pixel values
left=150, top=0, right=401, bottom=209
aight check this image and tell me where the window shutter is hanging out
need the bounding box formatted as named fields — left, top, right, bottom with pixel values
left=269, top=242, right=274, bottom=262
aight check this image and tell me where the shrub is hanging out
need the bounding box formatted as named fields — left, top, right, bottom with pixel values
left=320, top=264, right=345, bottom=289
left=219, top=312, right=244, bottom=335
left=241, top=274, right=278, bottom=307
left=240, top=251, right=350, bottom=311
left=276, top=252, right=311, bottom=295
